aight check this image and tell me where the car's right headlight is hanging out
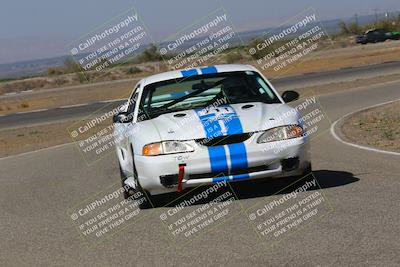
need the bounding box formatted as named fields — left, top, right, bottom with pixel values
left=142, top=141, right=194, bottom=156
left=257, top=125, right=304, bottom=143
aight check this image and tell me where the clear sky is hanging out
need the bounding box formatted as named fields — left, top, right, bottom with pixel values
left=0, top=0, right=399, bottom=63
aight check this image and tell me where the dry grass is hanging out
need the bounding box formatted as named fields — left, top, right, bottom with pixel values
left=0, top=122, right=74, bottom=158
left=342, top=101, right=400, bottom=152
left=19, top=102, right=29, bottom=108
left=0, top=79, right=137, bottom=114
left=261, top=41, right=400, bottom=78
left=291, top=73, right=400, bottom=95
left=0, top=118, right=113, bottom=158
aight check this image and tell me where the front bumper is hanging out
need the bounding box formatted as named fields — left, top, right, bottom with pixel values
left=126, top=137, right=310, bottom=195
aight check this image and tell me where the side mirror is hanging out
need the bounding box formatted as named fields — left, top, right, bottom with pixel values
left=113, top=112, right=133, bottom=123
left=281, top=90, right=299, bottom=103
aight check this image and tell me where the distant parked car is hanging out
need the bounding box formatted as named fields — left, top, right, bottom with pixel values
left=390, top=31, right=400, bottom=40
left=356, top=29, right=400, bottom=44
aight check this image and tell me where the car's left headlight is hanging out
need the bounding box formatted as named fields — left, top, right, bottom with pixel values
left=257, top=125, right=304, bottom=143
left=142, top=141, right=194, bottom=156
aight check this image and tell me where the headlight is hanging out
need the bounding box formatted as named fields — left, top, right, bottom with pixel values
left=257, top=125, right=303, bottom=143
left=142, top=141, right=194, bottom=156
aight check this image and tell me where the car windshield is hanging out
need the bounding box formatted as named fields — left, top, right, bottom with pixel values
left=139, top=71, right=281, bottom=119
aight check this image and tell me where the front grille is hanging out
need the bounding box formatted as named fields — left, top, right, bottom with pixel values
left=196, top=133, right=252, bottom=146
left=188, top=164, right=272, bottom=180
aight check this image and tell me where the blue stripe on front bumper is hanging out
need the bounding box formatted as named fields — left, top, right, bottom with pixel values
left=213, top=173, right=251, bottom=182
left=228, top=143, right=248, bottom=171
left=208, top=146, right=228, bottom=173
left=225, top=106, right=249, bottom=179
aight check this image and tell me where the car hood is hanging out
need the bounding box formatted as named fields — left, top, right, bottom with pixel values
left=144, top=102, right=300, bottom=141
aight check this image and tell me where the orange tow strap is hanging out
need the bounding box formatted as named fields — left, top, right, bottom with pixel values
left=177, top=165, right=185, bottom=192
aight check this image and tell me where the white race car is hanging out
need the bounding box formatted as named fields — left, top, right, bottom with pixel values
left=113, top=64, right=311, bottom=208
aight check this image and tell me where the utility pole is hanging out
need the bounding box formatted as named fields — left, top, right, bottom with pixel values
left=354, top=13, right=359, bottom=33
left=374, top=8, right=379, bottom=25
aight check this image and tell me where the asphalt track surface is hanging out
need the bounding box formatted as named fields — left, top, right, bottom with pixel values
left=1, top=72, right=400, bottom=266
left=1, top=60, right=400, bottom=130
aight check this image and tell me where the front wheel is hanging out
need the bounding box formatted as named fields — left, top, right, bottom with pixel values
left=302, top=163, right=312, bottom=176
left=133, top=183, right=155, bottom=209
left=119, top=154, right=155, bottom=209
left=119, top=164, right=132, bottom=200
left=284, top=163, right=312, bottom=184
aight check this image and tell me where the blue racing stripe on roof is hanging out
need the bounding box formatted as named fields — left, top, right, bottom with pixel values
left=181, top=69, right=198, bottom=77
left=200, top=66, right=217, bottom=74
left=170, top=92, right=189, bottom=98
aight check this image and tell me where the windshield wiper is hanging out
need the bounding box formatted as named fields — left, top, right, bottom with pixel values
left=158, top=79, right=225, bottom=110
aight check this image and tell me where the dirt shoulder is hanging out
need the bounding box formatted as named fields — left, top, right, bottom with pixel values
left=293, top=73, right=400, bottom=96
left=0, top=121, right=75, bottom=158
left=0, top=78, right=136, bottom=115
left=0, top=119, right=113, bottom=158
left=286, top=41, right=400, bottom=75
left=341, top=101, right=400, bottom=153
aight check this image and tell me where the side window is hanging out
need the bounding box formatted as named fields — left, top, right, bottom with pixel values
left=129, top=92, right=139, bottom=112
left=127, top=86, right=140, bottom=114
left=137, top=93, right=148, bottom=122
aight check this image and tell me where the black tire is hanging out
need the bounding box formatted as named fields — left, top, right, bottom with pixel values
left=302, top=163, right=312, bottom=176
left=134, top=147, right=156, bottom=209
left=284, top=163, right=312, bottom=185
left=119, top=164, right=132, bottom=200
left=119, top=162, right=155, bottom=209
left=136, top=188, right=154, bottom=209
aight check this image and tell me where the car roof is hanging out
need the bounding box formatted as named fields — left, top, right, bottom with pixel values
left=365, top=28, right=387, bottom=33
left=141, top=64, right=259, bottom=86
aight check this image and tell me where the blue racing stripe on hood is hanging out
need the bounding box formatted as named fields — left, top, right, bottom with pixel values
left=196, top=105, right=249, bottom=181
left=195, top=109, right=228, bottom=173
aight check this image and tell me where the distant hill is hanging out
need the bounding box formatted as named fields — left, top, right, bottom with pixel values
left=0, top=12, right=396, bottom=80
left=0, top=55, right=68, bottom=80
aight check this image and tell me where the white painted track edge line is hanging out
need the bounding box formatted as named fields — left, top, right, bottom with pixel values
left=330, top=99, right=400, bottom=156
left=59, top=103, right=89, bottom=109
left=0, top=141, right=76, bottom=160
left=16, top=109, right=49, bottom=114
